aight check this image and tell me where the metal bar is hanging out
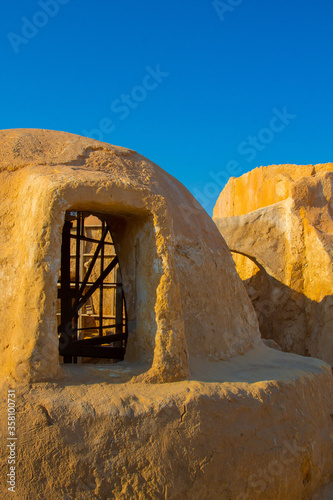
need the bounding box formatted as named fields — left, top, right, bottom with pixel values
left=74, top=256, right=119, bottom=314
left=81, top=253, right=116, bottom=258
left=76, top=324, right=119, bottom=332
left=72, top=225, right=109, bottom=311
left=99, top=221, right=105, bottom=337
left=79, top=314, right=116, bottom=319
left=70, top=234, right=113, bottom=246
left=116, top=266, right=123, bottom=337
left=57, top=288, right=78, bottom=299
left=72, top=332, right=127, bottom=346
left=77, top=215, right=85, bottom=346
left=111, top=256, right=116, bottom=333
left=57, top=313, right=117, bottom=319
left=124, top=296, right=128, bottom=339
left=83, top=224, right=106, bottom=229
left=58, top=282, right=120, bottom=289
left=73, top=212, right=81, bottom=345
left=58, top=213, right=128, bottom=362
left=83, top=283, right=119, bottom=288
left=61, top=346, right=126, bottom=359
left=59, top=219, right=74, bottom=363
left=75, top=213, right=81, bottom=293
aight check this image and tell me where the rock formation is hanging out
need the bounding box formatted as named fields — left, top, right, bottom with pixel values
left=0, top=134, right=332, bottom=499
left=213, top=163, right=333, bottom=365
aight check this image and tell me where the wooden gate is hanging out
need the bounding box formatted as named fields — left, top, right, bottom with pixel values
left=58, top=211, right=128, bottom=363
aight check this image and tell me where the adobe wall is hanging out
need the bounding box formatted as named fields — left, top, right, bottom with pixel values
left=0, top=129, right=261, bottom=383
left=0, top=132, right=332, bottom=499
left=0, top=345, right=332, bottom=499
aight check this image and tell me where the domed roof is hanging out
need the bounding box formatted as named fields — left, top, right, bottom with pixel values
left=0, top=129, right=261, bottom=382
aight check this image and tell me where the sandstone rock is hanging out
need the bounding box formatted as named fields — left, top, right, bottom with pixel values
left=312, top=480, right=333, bottom=499
left=262, top=339, right=282, bottom=351
left=213, top=163, right=333, bottom=364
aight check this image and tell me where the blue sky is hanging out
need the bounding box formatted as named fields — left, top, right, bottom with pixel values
left=1, top=0, right=332, bottom=214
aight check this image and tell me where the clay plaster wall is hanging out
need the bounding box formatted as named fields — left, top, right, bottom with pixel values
left=1, top=345, right=332, bottom=499
left=0, top=129, right=261, bottom=383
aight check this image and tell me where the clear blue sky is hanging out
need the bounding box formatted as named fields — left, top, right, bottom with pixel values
left=1, top=0, right=332, bottom=214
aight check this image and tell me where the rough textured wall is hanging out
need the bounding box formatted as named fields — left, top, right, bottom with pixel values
left=1, top=345, right=333, bottom=500
left=213, top=163, right=333, bottom=218
left=213, top=163, right=333, bottom=364
left=1, top=135, right=332, bottom=500
left=0, top=129, right=261, bottom=383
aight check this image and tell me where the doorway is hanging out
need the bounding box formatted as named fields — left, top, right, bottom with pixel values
left=57, top=211, right=128, bottom=363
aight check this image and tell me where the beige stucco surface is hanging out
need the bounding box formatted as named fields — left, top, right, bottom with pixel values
left=1, top=345, right=332, bottom=499
left=1, top=132, right=332, bottom=499
left=213, top=163, right=333, bottom=364
left=0, top=128, right=261, bottom=383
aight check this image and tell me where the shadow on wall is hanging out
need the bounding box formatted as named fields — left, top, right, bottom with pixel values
left=232, top=251, right=333, bottom=364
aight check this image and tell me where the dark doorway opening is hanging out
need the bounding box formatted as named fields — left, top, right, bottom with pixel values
left=57, top=211, right=128, bottom=363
